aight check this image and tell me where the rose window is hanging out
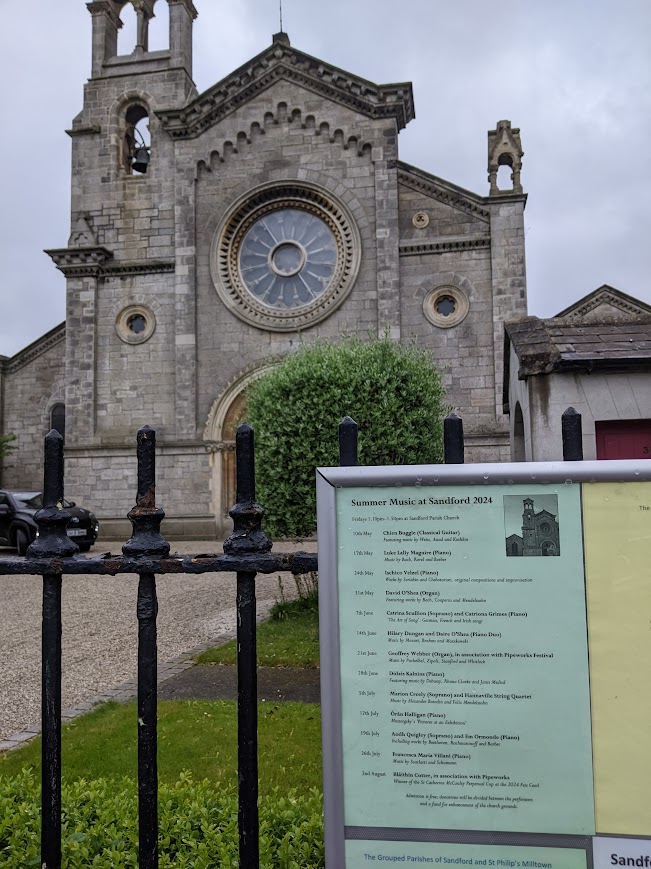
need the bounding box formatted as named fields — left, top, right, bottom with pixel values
left=212, top=183, right=360, bottom=331
left=238, top=209, right=337, bottom=310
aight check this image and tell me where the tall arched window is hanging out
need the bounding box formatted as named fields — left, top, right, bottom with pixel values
left=117, top=2, right=139, bottom=55
left=50, top=404, right=65, bottom=440
left=122, top=104, right=151, bottom=174
left=496, top=155, right=514, bottom=191
left=148, top=0, right=170, bottom=50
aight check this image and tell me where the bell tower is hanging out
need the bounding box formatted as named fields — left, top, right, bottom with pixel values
left=87, top=0, right=196, bottom=78
left=46, top=0, right=199, bottom=487
left=521, top=498, right=538, bottom=556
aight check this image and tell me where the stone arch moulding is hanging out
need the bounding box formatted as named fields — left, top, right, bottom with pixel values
left=107, top=293, right=164, bottom=322
left=41, top=380, right=66, bottom=435
left=198, top=166, right=370, bottom=246
left=108, top=89, right=155, bottom=177
left=203, top=360, right=278, bottom=444
left=210, top=179, right=362, bottom=332
left=204, top=361, right=278, bottom=532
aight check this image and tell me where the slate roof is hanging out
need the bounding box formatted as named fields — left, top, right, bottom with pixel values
left=505, top=315, right=651, bottom=379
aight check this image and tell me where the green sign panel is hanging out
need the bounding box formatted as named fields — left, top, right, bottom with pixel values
left=334, top=484, right=594, bottom=834
left=345, top=840, right=588, bottom=869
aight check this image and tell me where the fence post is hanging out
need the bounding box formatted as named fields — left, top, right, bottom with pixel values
left=123, top=426, right=170, bottom=869
left=339, top=416, right=358, bottom=466
left=562, top=407, right=583, bottom=461
left=28, top=430, right=78, bottom=869
left=444, top=413, right=465, bottom=464
left=223, top=423, right=271, bottom=869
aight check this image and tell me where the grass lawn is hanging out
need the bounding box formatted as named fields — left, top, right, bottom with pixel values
left=197, top=599, right=320, bottom=668
left=0, top=699, right=322, bottom=795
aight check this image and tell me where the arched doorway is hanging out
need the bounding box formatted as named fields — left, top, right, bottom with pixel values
left=220, top=392, right=247, bottom=525
left=204, top=363, right=276, bottom=536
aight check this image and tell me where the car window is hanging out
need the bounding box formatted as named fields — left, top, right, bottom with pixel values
left=13, top=494, right=43, bottom=509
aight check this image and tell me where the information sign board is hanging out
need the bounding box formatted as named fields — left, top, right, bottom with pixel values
left=316, top=461, right=651, bottom=869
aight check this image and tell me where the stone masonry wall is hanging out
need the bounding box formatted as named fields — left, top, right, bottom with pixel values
left=398, top=180, right=495, bottom=432
left=190, top=80, right=388, bottom=431
left=399, top=249, right=495, bottom=422
left=95, top=273, right=176, bottom=442
left=2, top=335, right=66, bottom=490
left=64, top=446, right=212, bottom=534
left=489, top=198, right=527, bottom=421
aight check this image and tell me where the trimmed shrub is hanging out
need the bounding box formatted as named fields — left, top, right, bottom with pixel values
left=0, top=770, right=324, bottom=867
left=247, top=337, right=446, bottom=537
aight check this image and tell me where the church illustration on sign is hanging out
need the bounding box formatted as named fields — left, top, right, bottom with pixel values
left=506, top=497, right=560, bottom=557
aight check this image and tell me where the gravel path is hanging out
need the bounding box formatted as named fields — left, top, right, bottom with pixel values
left=0, top=540, right=315, bottom=741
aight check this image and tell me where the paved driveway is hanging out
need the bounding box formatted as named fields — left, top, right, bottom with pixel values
left=0, top=540, right=315, bottom=741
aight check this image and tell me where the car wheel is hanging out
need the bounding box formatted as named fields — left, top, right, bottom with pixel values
left=15, top=528, right=29, bottom=556
left=78, top=544, right=91, bottom=553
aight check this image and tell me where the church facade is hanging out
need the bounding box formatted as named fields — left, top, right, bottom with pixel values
left=506, top=498, right=560, bottom=557
left=0, top=0, right=528, bottom=538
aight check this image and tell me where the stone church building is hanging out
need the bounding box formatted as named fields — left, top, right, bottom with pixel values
left=0, top=0, right=528, bottom=537
left=506, top=497, right=560, bottom=557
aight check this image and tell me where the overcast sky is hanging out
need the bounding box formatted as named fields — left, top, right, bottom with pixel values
left=0, top=0, right=649, bottom=357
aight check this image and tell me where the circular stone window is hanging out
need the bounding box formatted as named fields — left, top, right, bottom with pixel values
left=115, top=304, right=156, bottom=344
left=423, top=286, right=469, bottom=329
left=212, top=183, right=361, bottom=331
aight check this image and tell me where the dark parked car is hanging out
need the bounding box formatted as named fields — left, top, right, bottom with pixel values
left=0, top=490, right=99, bottom=554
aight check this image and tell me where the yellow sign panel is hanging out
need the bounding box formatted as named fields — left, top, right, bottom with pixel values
left=583, top=481, right=651, bottom=834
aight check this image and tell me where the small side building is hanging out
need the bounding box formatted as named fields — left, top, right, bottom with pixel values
left=504, top=286, right=651, bottom=461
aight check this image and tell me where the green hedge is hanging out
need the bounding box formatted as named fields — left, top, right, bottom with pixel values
left=0, top=770, right=324, bottom=867
left=247, top=337, right=447, bottom=537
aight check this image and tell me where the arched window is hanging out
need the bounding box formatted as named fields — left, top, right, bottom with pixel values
left=50, top=404, right=65, bottom=440
left=117, top=2, right=139, bottom=55
left=122, top=104, right=151, bottom=174
left=148, top=0, right=170, bottom=51
left=496, top=154, right=514, bottom=191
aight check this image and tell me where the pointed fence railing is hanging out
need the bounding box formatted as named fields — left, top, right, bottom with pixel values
left=0, top=408, right=585, bottom=867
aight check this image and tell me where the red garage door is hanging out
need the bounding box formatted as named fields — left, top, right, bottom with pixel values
left=595, top=420, right=651, bottom=459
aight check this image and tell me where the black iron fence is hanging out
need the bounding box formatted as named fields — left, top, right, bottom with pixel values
left=0, top=408, right=585, bottom=868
